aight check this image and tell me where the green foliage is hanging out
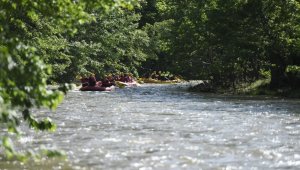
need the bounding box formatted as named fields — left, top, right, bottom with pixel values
left=0, top=0, right=137, bottom=161
left=142, top=0, right=300, bottom=90
left=29, top=19, right=72, bottom=83
left=259, top=70, right=271, bottom=79
left=286, top=65, right=300, bottom=73
left=65, top=7, right=154, bottom=80
left=140, top=19, right=174, bottom=72
left=286, top=65, right=300, bottom=89
left=148, top=71, right=176, bottom=81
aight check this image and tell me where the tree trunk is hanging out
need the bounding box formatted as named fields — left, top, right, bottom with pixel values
left=270, top=65, right=287, bottom=89
left=270, top=53, right=287, bottom=89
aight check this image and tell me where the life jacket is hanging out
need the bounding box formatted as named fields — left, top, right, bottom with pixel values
left=81, top=78, right=89, bottom=87
left=88, top=76, right=97, bottom=86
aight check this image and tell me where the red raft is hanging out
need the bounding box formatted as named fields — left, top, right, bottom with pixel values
left=79, top=86, right=113, bottom=91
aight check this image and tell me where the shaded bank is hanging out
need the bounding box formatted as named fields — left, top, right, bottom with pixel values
left=188, top=79, right=300, bottom=99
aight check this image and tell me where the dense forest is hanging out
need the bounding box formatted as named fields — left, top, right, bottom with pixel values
left=0, top=0, right=299, bottom=160
left=141, top=0, right=300, bottom=90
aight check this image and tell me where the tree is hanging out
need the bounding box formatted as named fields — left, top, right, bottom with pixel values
left=257, top=0, right=300, bottom=88
left=146, top=0, right=300, bottom=89
left=65, top=7, right=154, bottom=80
left=0, top=0, right=136, bottom=160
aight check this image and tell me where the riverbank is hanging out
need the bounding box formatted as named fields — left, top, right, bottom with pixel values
left=188, top=79, right=300, bottom=99
left=237, top=79, right=300, bottom=98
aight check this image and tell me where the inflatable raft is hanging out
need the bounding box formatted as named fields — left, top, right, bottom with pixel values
left=79, top=86, right=113, bottom=91
left=115, top=81, right=139, bottom=88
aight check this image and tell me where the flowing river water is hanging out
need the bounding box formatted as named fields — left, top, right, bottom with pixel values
left=1, top=83, right=300, bottom=169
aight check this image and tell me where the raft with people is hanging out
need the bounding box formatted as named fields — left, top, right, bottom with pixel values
left=139, top=71, right=183, bottom=84
left=79, top=86, right=113, bottom=91
left=78, top=71, right=180, bottom=91
left=79, top=73, right=139, bottom=91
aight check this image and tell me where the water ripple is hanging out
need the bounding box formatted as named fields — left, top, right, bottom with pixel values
left=3, top=84, right=300, bottom=169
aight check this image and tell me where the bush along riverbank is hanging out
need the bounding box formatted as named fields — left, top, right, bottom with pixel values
left=237, top=79, right=300, bottom=98
left=188, top=67, right=300, bottom=99
left=188, top=79, right=300, bottom=99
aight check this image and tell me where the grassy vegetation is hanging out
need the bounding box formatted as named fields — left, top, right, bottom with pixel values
left=139, top=78, right=182, bottom=84
left=237, top=78, right=300, bottom=98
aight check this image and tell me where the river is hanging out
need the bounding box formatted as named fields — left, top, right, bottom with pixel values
left=1, top=83, right=300, bottom=169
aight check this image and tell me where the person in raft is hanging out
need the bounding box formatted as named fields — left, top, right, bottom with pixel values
left=88, top=75, right=97, bottom=86
left=101, top=76, right=115, bottom=87
left=80, top=77, right=89, bottom=87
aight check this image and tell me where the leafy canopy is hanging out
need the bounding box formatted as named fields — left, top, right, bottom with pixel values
left=0, top=0, right=137, bottom=160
